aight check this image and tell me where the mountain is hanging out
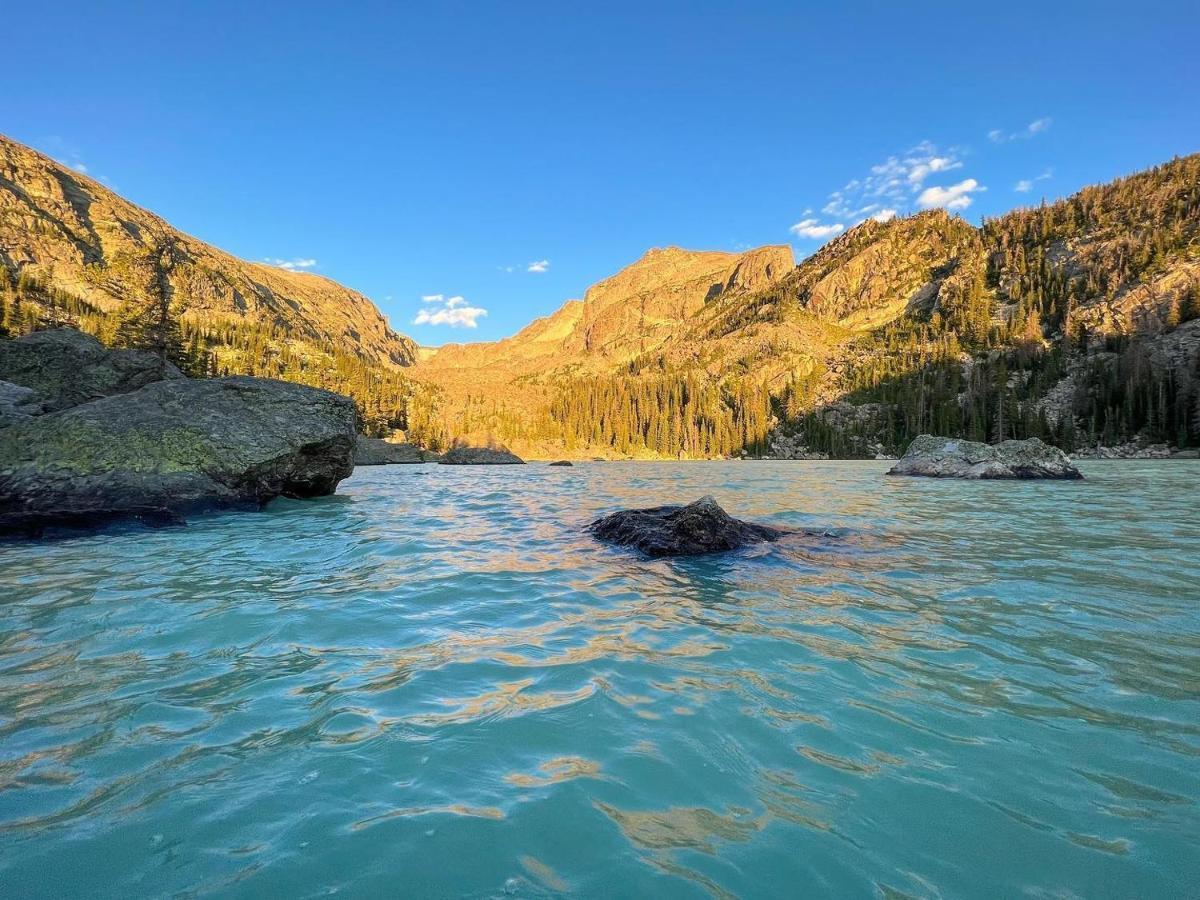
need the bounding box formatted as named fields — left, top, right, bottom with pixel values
left=2, top=130, right=1197, bottom=457
left=0, top=134, right=417, bottom=368
left=419, top=244, right=793, bottom=384
left=412, top=155, right=1200, bottom=457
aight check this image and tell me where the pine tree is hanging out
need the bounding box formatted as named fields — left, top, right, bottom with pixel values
left=114, top=237, right=187, bottom=376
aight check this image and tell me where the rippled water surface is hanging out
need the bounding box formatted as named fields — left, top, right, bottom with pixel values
left=1, top=461, right=1198, bottom=898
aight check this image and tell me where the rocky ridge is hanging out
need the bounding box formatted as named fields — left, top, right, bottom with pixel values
left=0, top=134, right=417, bottom=368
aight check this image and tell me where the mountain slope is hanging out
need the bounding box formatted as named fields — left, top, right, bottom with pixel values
left=0, top=134, right=417, bottom=367
left=420, top=244, right=794, bottom=378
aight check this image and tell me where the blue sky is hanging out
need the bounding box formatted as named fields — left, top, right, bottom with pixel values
left=4, top=1, right=1197, bottom=345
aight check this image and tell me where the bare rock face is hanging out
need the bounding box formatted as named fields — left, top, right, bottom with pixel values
left=888, top=435, right=1083, bottom=479
left=438, top=445, right=526, bottom=465
left=0, top=377, right=356, bottom=535
left=0, top=329, right=183, bottom=413
left=722, top=245, right=795, bottom=294
left=588, top=495, right=788, bottom=557
left=354, top=436, right=439, bottom=465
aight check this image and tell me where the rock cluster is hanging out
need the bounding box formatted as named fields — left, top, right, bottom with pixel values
left=1071, top=442, right=1173, bottom=460
left=888, top=435, right=1083, bottom=479
left=0, top=329, right=357, bottom=536
left=354, top=436, right=440, bottom=465
left=0, top=328, right=182, bottom=412
left=439, top=445, right=526, bottom=465
left=588, top=495, right=788, bottom=557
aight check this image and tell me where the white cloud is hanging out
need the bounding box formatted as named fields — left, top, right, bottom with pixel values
left=789, top=218, right=845, bottom=240
left=70, top=162, right=88, bottom=174
left=265, top=257, right=318, bottom=271
left=989, top=117, right=1053, bottom=142
left=527, top=259, right=550, bottom=273
left=917, top=178, right=985, bottom=211
left=413, top=293, right=488, bottom=328
left=1014, top=168, right=1052, bottom=194
left=907, top=156, right=961, bottom=186
left=799, top=141, right=966, bottom=234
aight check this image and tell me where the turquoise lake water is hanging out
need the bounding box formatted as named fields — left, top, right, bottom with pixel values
left=0, top=461, right=1197, bottom=898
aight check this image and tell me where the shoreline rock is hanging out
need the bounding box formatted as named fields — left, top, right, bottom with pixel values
left=354, top=436, right=440, bottom=465
left=588, top=495, right=788, bottom=557
left=439, top=445, right=526, bottom=465
left=0, top=376, right=356, bottom=536
left=888, top=435, right=1082, bottom=480
left=548, top=460, right=573, bottom=466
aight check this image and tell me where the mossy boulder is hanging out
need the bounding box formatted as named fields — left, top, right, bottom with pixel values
left=0, top=328, right=183, bottom=413
left=888, top=435, right=1082, bottom=479
left=0, top=377, right=356, bottom=535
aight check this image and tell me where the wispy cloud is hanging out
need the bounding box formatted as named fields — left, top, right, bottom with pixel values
left=989, top=117, right=1053, bottom=143
left=264, top=257, right=318, bottom=272
left=789, top=218, right=845, bottom=240
left=917, top=178, right=985, bottom=211
left=527, top=259, right=550, bottom=273
left=789, top=140, right=977, bottom=241
left=1014, top=168, right=1053, bottom=193
left=413, top=294, right=488, bottom=328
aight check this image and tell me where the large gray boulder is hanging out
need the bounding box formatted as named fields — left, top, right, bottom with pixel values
left=0, top=377, right=356, bottom=535
left=354, top=435, right=439, bottom=465
left=439, top=445, right=525, bottom=465
left=0, top=380, right=43, bottom=428
left=888, top=435, right=1082, bottom=479
left=588, top=495, right=789, bottom=557
left=0, top=328, right=183, bottom=413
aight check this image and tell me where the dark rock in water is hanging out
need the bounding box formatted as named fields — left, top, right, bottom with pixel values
left=0, top=328, right=183, bottom=413
left=888, top=435, right=1082, bottom=479
left=548, top=460, right=573, bottom=467
left=0, top=380, right=44, bottom=428
left=0, top=376, right=356, bottom=536
left=354, top=435, right=439, bottom=465
left=588, top=495, right=788, bottom=557
left=439, top=445, right=526, bottom=465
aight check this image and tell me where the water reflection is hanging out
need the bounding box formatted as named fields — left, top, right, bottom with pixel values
left=0, top=461, right=1197, bottom=897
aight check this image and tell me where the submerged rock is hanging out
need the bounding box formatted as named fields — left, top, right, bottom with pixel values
left=588, top=495, right=788, bottom=557
left=548, top=460, right=574, bottom=467
left=888, top=435, right=1082, bottom=480
left=0, top=377, right=356, bottom=535
left=0, top=328, right=182, bottom=413
left=354, top=435, right=439, bottom=465
left=439, top=445, right=526, bottom=465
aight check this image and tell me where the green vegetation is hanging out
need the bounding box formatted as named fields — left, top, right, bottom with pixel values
left=549, top=372, right=772, bottom=457
left=0, top=265, right=445, bottom=444
left=778, top=155, right=1200, bottom=456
